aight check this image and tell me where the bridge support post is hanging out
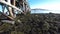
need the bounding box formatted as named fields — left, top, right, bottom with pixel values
left=7, top=0, right=14, bottom=18
left=7, top=0, right=16, bottom=18
left=23, top=0, right=25, bottom=12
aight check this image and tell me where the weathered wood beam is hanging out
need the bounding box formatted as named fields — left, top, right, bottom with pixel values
left=0, top=11, right=14, bottom=20
left=23, top=0, right=25, bottom=11
left=0, top=0, right=22, bottom=12
left=13, top=0, right=16, bottom=6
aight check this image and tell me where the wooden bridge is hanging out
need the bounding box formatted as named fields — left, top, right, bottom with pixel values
left=0, top=0, right=30, bottom=24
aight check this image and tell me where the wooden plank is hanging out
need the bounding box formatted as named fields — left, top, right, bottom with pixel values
left=0, top=12, right=14, bottom=20
left=1, top=20, right=15, bottom=24
left=0, top=0, right=22, bottom=12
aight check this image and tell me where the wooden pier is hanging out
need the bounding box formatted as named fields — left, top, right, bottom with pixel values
left=0, top=0, right=30, bottom=24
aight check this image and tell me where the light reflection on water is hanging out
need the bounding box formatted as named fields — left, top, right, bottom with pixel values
left=31, top=10, right=60, bottom=14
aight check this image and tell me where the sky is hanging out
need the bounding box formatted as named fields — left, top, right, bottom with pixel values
left=0, top=5, right=2, bottom=12
left=0, top=0, right=60, bottom=13
left=29, top=0, right=60, bottom=11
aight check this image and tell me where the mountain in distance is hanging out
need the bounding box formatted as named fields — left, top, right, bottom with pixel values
left=31, top=8, right=53, bottom=13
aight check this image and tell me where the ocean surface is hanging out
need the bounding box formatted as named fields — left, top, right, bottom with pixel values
left=31, top=9, right=60, bottom=14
